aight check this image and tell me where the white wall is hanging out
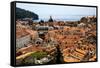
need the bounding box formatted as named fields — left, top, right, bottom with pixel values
left=0, top=0, right=99, bottom=68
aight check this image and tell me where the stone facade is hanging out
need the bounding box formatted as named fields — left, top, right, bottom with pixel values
left=16, top=35, right=31, bottom=49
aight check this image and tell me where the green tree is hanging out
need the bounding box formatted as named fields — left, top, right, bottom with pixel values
left=31, top=51, right=47, bottom=59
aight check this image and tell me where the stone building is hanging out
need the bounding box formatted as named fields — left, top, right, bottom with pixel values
left=16, top=23, right=31, bottom=49
left=16, top=30, right=31, bottom=49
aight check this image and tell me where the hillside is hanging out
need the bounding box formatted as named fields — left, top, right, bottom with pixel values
left=16, top=7, right=38, bottom=20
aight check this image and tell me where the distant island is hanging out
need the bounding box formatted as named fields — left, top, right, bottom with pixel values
left=16, top=7, right=38, bottom=20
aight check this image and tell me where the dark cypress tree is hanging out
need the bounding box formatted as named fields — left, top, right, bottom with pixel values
left=48, top=16, right=53, bottom=22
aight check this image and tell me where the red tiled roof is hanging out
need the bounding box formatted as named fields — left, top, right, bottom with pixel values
left=16, top=28, right=29, bottom=39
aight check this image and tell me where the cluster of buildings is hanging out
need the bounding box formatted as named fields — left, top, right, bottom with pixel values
left=16, top=21, right=58, bottom=65
left=16, top=16, right=97, bottom=65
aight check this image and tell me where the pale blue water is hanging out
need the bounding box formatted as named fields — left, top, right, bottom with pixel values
left=33, top=15, right=92, bottom=22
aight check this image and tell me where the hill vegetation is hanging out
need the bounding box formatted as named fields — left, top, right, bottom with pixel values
left=16, top=7, right=38, bottom=20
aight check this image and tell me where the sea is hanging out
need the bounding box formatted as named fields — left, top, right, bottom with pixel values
left=33, top=15, right=93, bottom=22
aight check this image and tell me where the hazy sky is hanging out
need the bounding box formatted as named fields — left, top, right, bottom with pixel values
left=16, top=3, right=96, bottom=20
